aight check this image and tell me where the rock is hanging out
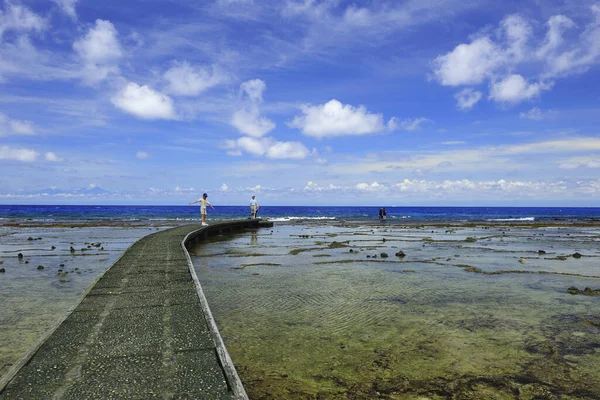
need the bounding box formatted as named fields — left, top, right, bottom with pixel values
left=382, top=238, right=386, bottom=242
left=367, top=255, right=371, bottom=258
left=380, top=252, right=388, bottom=258
left=37, top=265, right=44, bottom=270
left=538, top=250, right=546, bottom=254
left=572, top=252, right=582, bottom=259
left=0, top=268, right=5, bottom=273
left=25, top=260, right=29, bottom=264
left=18, top=253, right=23, bottom=259
left=51, top=246, right=56, bottom=250
left=70, top=247, right=76, bottom=253
left=27, top=237, right=33, bottom=241
left=395, top=251, right=406, bottom=257
left=519, top=258, right=526, bottom=264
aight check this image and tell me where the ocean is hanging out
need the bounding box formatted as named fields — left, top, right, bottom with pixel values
left=1, top=204, right=600, bottom=222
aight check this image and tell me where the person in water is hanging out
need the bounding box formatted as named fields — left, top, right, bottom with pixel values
left=189, top=193, right=214, bottom=226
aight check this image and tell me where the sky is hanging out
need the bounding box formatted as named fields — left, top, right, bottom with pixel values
left=1, top=0, right=600, bottom=206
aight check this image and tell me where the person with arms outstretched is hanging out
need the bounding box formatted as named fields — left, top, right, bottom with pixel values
left=190, top=193, right=214, bottom=226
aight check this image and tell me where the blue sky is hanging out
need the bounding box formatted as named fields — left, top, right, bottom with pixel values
left=1, top=0, right=600, bottom=206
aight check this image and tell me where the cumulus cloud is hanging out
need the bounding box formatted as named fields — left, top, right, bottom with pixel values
left=163, top=62, right=227, bottom=96
left=289, top=99, right=396, bottom=138
left=112, top=82, right=177, bottom=120
left=489, top=74, right=553, bottom=103
left=231, top=79, right=275, bottom=137
left=0, top=2, right=46, bottom=38
left=220, top=183, right=229, bottom=191
left=0, top=113, right=35, bottom=135
left=45, top=152, right=64, bottom=162
left=432, top=37, right=501, bottom=86
left=73, top=19, right=122, bottom=84
left=231, top=108, right=275, bottom=137
left=455, top=88, right=483, bottom=110
left=53, top=0, right=78, bottom=19
left=223, top=136, right=310, bottom=159
left=136, top=151, right=149, bottom=159
left=0, top=145, right=38, bottom=161
left=432, top=6, right=600, bottom=104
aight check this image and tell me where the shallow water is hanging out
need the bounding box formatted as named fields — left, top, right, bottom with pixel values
left=0, top=225, right=159, bottom=378
left=192, top=223, right=600, bottom=399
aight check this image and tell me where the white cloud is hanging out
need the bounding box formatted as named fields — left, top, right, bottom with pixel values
left=537, top=15, right=575, bottom=59
left=220, top=183, right=229, bottom=191
left=455, top=88, right=483, bottom=110
left=432, top=6, right=600, bottom=104
left=542, top=6, right=600, bottom=77
left=223, top=136, right=310, bottom=159
left=0, top=3, right=46, bottom=38
left=432, top=37, right=501, bottom=86
left=356, top=181, right=384, bottom=191
left=136, top=151, right=149, bottom=159
left=163, top=62, right=227, bottom=96
left=174, top=185, right=195, bottom=192
left=53, top=0, right=78, bottom=19
left=0, top=113, right=35, bottom=135
left=489, top=74, right=553, bottom=104
left=388, top=117, right=431, bottom=131
left=112, top=82, right=177, bottom=120
left=45, top=152, right=64, bottom=162
left=519, top=107, right=555, bottom=120
left=289, top=99, right=391, bottom=138
left=73, top=19, right=122, bottom=84
left=0, top=145, right=38, bottom=161
left=240, top=79, right=266, bottom=103
left=231, top=79, right=275, bottom=137
left=231, top=108, right=275, bottom=137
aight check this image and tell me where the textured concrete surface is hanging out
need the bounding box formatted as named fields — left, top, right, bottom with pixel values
left=0, top=221, right=269, bottom=399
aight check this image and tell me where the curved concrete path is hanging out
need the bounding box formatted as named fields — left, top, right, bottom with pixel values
left=0, top=220, right=270, bottom=399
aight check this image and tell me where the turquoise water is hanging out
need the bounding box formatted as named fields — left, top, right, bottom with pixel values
left=192, top=223, right=600, bottom=399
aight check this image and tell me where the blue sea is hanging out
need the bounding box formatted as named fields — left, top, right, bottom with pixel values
left=1, top=205, right=600, bottom=222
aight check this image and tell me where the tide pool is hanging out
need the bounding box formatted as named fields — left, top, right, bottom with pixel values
left=191, top=222, right=600, bottom=399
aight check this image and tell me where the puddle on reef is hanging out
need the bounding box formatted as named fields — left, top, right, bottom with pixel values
left=192, top=224, right=600, bottom=399
left=0, top=225, right=159, bottom=379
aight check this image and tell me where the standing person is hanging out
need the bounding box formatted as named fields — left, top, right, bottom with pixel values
left=382, top=208, right=387, bottom=221
left=250, top=195, right=259, bottom=219
left=190, top=193, right=214, bottom=226
left=379, top=208, right=384, bottom=220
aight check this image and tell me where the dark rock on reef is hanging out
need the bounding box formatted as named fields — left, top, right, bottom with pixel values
left=380, top=252, right=388, bottom=258
left=0, top=268, right=5, bottom=273
left=572, top=252, right=582, bottom=259
left=27, top=237, right=33, bottom=241
left=37, top=265, right=44, bottom=270
left=538, top=250, right=546, bottom=254
left=51, top=246, right=56, bottom=250
left=567, top=286, right=600, bottom=296
left=70, top=246, right=76, bottom=253
left=18, top=253, right=23, bottom=259
left=395, top=251, right=406, bottom=257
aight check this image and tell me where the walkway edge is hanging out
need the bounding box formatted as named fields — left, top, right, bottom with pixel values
left=182, top=227, right=249, bottom=400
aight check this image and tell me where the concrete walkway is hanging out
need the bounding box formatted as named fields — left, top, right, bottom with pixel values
left=0, top=220, right=270, bottom=399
